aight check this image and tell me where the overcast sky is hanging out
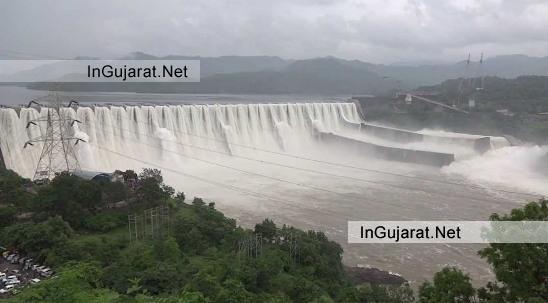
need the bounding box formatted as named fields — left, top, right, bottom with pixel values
left=1, top=0, right=548, bottom=64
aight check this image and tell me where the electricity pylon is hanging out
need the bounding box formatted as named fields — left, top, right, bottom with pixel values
left=24, top=94, right=84, bottom=182
left=128, top=205, right=170, bottom=242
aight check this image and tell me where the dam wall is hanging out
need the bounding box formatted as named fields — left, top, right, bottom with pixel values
left=0, top=101, right=507, bottom=178
left=341, top=121, right=496, bottom=154
left=318, top=131, right=455, bottom=167
left=362, top=124, right=423, bottom=143
left=0, top=102, right=362, bottom=178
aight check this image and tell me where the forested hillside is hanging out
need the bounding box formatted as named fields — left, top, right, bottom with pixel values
left=0, top=169, right=413, bottom=302
left=420, top=75, right=548, bottom=113
left=23, top=54, right=548, bottom=95
left=0, top=169, right=547, bottom=302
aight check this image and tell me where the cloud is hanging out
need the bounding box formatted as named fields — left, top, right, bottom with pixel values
left=0, top=0, right=547, bottom=63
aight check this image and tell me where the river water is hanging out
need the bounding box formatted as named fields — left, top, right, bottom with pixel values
left=1, top=85, right=546, bottom=286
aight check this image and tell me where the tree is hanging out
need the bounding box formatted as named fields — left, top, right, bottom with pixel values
left=101, top=181, right=129, bottom=203
left=192, top=197, right=205, bottom=206
left=186, top=272, right=222, bottom=300
left=1, top=216, right=74, bottom=258
left=50, top=173, right=103, bottom=209
left=478, top=199, right=548, bottom=302
left=214, top=279, right=254, bottom=303
left=153, top=236, right=182, bottom=263
left=357, top=283, right=414, bottom=303
left=281, top=276, right=325, bottom=302
left=175, top=191, right=186, bottom=203
left=255, top=219, right=277, bottom=241
left=82, top=212, right=126, bottom=232
left=33, top=173, right=104, bottom=227
left=139, top=168, right=163, bottom=184
left=0, top=169, right=33, bottom=208
left=0, top=206, right=16, bottom=229
left=137, top=168, right=172, bottom=205
left=418, top=267, right=475, bottom=303
left=117, top=169, right=138, bottom=182
left=178, top=291, right=209, bottom=303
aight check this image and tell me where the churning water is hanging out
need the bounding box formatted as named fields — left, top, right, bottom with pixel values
left=0, top=102, right=546, bottom=285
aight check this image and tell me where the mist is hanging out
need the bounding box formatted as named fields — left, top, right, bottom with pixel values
left=1, top=102, right=546, bottom=284
left=2, top=0, right=548, bottom=63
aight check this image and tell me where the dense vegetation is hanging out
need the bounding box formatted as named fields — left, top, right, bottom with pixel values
left=369, top=109, right=548, bottom=144
left=421, top=76, right=548, bottom=114
left=0, top=169, right=413, bottom=302
left=0, top=168, right=546, bottom=302
left=365, top=76, right=548, bottom=144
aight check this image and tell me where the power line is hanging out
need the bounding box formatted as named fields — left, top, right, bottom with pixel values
left=120, top=115, right=541, bottom=199
left=94, top=145, right=341, bottom=219
left=90, top=123, right=423, bottom=216
left=93, top=122, right=427, bottom=212
left=93, top=120, right=446, bottom=198
left=4, top=46, right=537, bottom=197
left=94, top=132, right=533, bottom=227
left=99, top=125, right=347, bottom=197
left=92, top=119, right=540, bottom=204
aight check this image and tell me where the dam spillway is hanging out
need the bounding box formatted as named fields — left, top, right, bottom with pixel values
left=317, top=132, right=455, bottom=167
left=1, top=101, right=546, bottom=285
left=0, top=102, right=362, bottom=177
left=0, top=102, right=511, bottom=178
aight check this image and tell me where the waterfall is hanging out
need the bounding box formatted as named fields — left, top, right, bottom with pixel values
left=0, top=102, right=361, bottom=178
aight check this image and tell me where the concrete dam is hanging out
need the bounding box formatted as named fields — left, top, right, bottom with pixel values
left=0, top=102, right=511, bottom=178
left=1, top=101, right=547, bottom=284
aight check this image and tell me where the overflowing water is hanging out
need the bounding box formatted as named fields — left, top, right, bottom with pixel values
left=0, top=102, right=547, bottom=285
left=0, top=102, right=361, bottom=177
left=444, top=145, right=548, bottom=195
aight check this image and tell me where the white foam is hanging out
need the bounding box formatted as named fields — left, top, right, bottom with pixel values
left=0, top=102, right=359, bottom=178
left=444, top=145, right=548, bottom=196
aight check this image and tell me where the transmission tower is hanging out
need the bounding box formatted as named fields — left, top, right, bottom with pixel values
left=284, top=231, right=300, bottom=264
left=128, top=205, right=170, bottom=243
left=237, top=233, right=263, bottom=260
left=24, top=94, right=84, bottom=182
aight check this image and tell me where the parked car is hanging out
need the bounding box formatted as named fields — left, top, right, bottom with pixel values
left=40, top=270, right=52, bottom=277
